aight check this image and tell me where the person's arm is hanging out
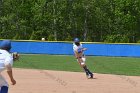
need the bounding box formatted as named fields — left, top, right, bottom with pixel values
left=7, top=70, right=16, bottom=85
left=5, top=55, right=16, bottom=85
left=5, top=64, right=16, bottom=85
left=74, top=51, right=78, bottom=58
left=73, top=45, right=78, bottom=58
left=82, top=48, right=87, bottom=51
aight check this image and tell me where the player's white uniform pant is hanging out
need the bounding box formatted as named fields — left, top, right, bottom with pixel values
left=77, top=57, right=86, bottom=65
left=0, top=73, right=8, bottom=91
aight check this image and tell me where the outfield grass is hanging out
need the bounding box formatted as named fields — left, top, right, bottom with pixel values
left=14, top=54, right=140, bottom=76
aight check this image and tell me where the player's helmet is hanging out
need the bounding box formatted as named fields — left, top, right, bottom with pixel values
left=0, top=40, right=12, bottom=51
left=74, top=38, right=80, bottom=43
left=74, top=38, right=80, bottom=46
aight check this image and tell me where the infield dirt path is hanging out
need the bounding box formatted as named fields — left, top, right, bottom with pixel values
left=1, top=68, right=140, bottom=93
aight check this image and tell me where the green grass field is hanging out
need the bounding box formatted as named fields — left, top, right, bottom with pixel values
left=14, top=54, right=140, bottom=76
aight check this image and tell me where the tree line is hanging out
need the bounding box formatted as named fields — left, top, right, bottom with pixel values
left=0, top=0, right=140, bottom=43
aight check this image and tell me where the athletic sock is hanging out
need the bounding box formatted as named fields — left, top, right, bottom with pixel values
left=83, top=66, right=89, bottom=75
left=87, top=69, right=93, bottom=75
left=83, top=66, right=93, bottom=75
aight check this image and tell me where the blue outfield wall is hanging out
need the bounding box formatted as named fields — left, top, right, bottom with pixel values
left=10, top=41, right=74, bottom=55
left=83, top=43, right=140, bottom=57
left=0, top=40, right=140, bottom=57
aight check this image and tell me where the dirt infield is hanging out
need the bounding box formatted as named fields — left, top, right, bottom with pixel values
left=2, top=68, right=140, bottom=93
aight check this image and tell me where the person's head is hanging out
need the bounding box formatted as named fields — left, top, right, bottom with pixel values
left=0, top=40, right=12, bottom=51
left=74, top=38, right=80, bottom=46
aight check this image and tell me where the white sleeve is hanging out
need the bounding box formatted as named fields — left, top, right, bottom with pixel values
left=5, top=56, right=13, bottom=66
left=4, top=56, right=13, bottom=71
left=73, top=45, right=78, bottom=52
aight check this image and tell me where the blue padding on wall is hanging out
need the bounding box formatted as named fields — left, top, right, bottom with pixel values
left=0, top=41, right=140, bottom=57
left=10, top=41, right=73, bottom=55
left=83, top=44, right=140, bottom=57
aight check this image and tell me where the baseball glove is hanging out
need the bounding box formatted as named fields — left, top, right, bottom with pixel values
left=12, top=52, right=20, bottom=61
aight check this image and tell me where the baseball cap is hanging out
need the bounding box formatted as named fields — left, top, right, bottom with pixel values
left=74, top=38, right=80, bottom=43
left=0, top=40, right=12, bottom=51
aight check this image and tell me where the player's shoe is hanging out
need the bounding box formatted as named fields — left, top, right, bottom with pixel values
left=90, top=73, right=93, bottom=78
left=87, top=75, right=91, bottom=79
left=87, top=74, right=93, bottom=79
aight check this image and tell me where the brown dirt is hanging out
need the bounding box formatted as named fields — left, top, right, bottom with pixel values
left=1, top=68, right=140, bottom=93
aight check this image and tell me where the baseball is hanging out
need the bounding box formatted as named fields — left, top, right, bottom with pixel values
left=41, top=38, right=45, bottom=41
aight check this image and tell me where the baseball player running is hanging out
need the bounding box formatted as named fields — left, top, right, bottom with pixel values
left=73, top=38, right=93, bottom=79
left=0, top=40, right=19, bottom=93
